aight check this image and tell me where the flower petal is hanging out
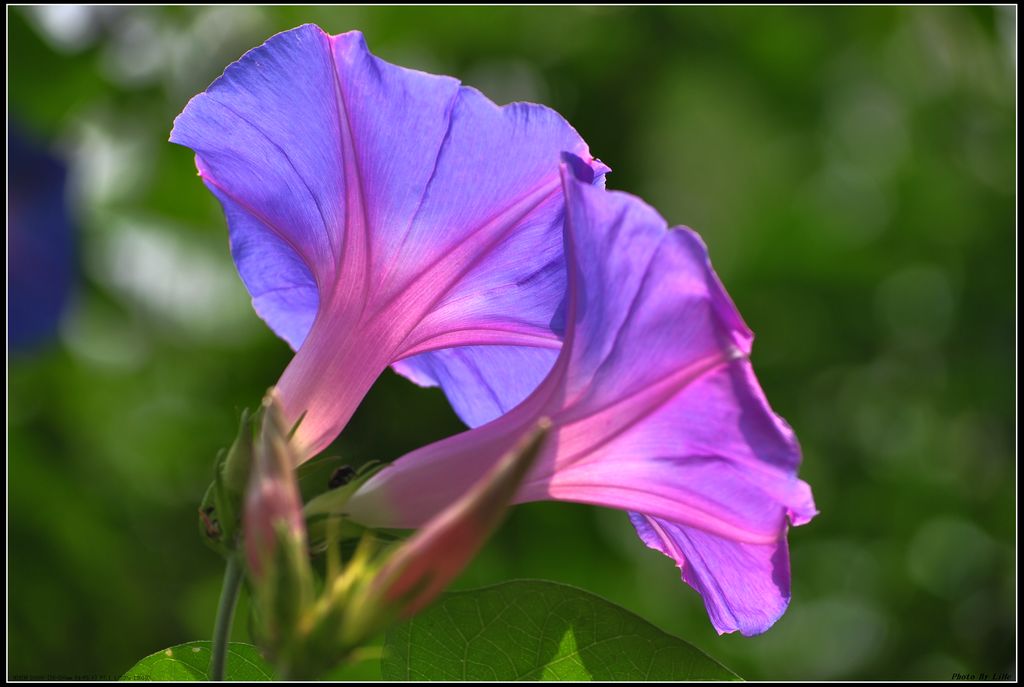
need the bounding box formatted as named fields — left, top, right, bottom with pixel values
left=213, top=190, right=320, bottom=350
left=171, top=25, right=605, bottom=456
left=392, top=345, right=559, bottom=427
left=557, top=173, right=753, bottom=412
left=630, top=512, right=791, bottom=636
left=171, top=25, right=350, bottom=282
left=538, top=357, right=818, bottom=542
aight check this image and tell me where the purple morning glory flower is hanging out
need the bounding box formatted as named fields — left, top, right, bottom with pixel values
left=9, top=124, right=76, bottom=351
left=347, top=157, right=818, bottom=636
left=170, top=24, right=607, bottom=457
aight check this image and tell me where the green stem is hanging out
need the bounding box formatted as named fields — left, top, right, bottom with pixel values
left=210, top=556, right=244, bottom=681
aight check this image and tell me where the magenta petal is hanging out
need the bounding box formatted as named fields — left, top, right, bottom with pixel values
left=171, top=25, right=605, bottom=456
left=557, top=183, right=753, bottom=411
left=540, top=356, right=818, bottom=540
left=630, top=513, right=791, bottom=636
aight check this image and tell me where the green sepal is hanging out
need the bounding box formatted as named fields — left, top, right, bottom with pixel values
left=302, top=462, right=393, bottom=558
left=222, top=406, right=256, bottom=496
left=198, top=407, right=259, bottom=556
left=302, top=461, right=386, bottom=521
left=212, top=448, right=238, bottom=546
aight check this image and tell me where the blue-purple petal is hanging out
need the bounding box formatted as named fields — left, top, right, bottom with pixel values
left=393, top=345, right=559, bottom=427
left=208, top=184, right=319, bottom=350
left=630, top=512, right=791, bottom=636
left=171, top=25, right=347, bottom=280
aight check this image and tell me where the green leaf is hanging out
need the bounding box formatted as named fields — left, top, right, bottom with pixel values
left=382, top=580, right=740, bottom=681
left=120, top=641, right=274, bottom=681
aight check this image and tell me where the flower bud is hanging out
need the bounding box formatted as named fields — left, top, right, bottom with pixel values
left=341, top=420, right=551, bottom=644
left=243, top=392, right=314, bottom=655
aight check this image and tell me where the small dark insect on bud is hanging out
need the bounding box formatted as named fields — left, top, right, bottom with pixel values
left=328, top=465, right=357, bottom=490
left=200, top=506, right=221, bottom=539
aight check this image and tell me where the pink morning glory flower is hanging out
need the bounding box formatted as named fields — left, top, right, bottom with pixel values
left=347, top=157, right=818, bottom=636
left=170, top=24, right=607, bottom=458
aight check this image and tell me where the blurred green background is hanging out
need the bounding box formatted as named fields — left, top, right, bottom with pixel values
left=8, top=5, right=1015, bottom=681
